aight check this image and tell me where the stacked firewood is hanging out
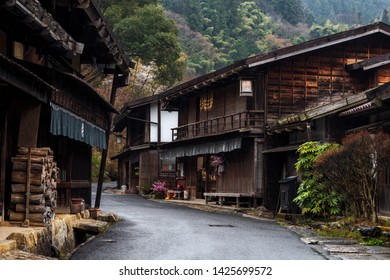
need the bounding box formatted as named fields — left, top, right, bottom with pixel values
left=9, top=147, right=58, bottom=226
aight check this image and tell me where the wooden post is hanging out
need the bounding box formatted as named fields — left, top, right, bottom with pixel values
left=95, top=73, right=119, bottom=209
left=22, top=148, right=32, bottom=227
left=157, top=99, right=161, bottom=180
left=0, top=109, right=8, bottom=223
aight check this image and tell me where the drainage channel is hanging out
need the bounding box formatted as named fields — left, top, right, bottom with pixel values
left=209, top=224, right=235, bottom=227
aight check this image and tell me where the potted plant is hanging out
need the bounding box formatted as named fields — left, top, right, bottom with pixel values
left=151, top=181, right=167, bottom=199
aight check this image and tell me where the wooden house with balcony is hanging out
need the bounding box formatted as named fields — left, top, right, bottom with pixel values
left=114, top=22, right=390, bottom=211
left=113, top=95, right=179, bottom=194
left=258, top=22, right=390, bottom=214
left=0, top=0, right=131, bottom=222
left=114, top=61, right=265, bottom=204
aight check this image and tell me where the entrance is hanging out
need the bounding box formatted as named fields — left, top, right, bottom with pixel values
left=196, top=156, right=216, bottom=198
left=130, top=162, right=139, bottom=188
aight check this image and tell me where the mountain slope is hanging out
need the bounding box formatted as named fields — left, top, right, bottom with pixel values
left=162, top=0, right=390, bottom=79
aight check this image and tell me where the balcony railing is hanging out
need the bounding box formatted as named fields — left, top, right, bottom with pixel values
left=172, top=110, right=264, bottom=141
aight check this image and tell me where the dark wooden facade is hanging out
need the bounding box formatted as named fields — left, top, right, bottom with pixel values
left=264, top=37, right=390, bottom=125
left=0, top=0, right=131, bottom=220
left=114, top=22, right=390, bottom=213
left=266, top=82, right=390, bottom=215
left=164, top=74, right=265, bottom=200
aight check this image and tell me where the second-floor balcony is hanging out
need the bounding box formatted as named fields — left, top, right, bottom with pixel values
left=172, top=110, right=264, bottom=141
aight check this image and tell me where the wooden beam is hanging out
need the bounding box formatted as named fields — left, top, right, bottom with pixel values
left=346, top=53, right=390, bottom=71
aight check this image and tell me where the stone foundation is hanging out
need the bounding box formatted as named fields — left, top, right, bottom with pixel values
left=2, top=210, right=109, bottom=258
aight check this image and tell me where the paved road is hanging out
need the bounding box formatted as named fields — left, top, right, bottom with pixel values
left=70, top=190, right=327, bottom=260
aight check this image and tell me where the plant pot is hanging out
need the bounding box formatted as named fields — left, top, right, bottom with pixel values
left=90, top=208, right=101, bottom=219
left=70, top=198, right=85, bottom=214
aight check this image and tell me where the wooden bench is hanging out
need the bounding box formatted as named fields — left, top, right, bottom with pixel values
left=166, top=190, right=184, bottom=200
left=203, top=192, right=256, bottom=208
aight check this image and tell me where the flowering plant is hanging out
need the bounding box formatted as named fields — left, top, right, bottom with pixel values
left=177, top=183, right=184, bottom=191
left=151, top=181, right=167, bottom=193
left=211, top=155, right=224, bottom=167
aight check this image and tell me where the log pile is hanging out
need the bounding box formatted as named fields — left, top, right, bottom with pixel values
left=9, top=147, right=58, bottom=226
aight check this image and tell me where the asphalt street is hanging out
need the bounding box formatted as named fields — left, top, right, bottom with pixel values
left=70, top=188, right=326, bottom=260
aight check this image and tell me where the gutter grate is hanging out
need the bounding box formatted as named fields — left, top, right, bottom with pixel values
left=209, top=224, right=235, bottom=228
left=99, top=239, right=117, bottom=243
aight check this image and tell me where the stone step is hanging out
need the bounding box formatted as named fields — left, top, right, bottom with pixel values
left=72, top=219, right=108, bottom=234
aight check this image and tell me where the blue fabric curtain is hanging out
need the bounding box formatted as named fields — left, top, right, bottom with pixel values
left=50, top=103, right=107, bottom=149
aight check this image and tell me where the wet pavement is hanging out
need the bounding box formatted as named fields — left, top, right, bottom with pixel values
left=1, top=183, right=390, bottom=260
left=70, top=194, right=327, bottom=260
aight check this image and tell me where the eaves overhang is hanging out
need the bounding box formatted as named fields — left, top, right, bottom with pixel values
left=0, top=53, right=56, bottom=102
left=16, top=59, right=118, bottom=114
left=113, top=95, right=160, bottom=132
left=0, top=0, right=84, bottom=57
left=248, top=22, right=390, bottom=69
left=75, top=0, right=134, bottom=74
left=111, top=144, right=152, bottom=160
left=267, top=82, right=390, bottom=134
left=160, top=61, right=248, bottom=101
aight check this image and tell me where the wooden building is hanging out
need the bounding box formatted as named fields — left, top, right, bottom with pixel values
left=113, top=95, right=179, bottom=193
left=266, top=82, right=390, bottom=216
left=114, top=22, right=390, bottom=212
left=0, top=0, right=131, bottom=221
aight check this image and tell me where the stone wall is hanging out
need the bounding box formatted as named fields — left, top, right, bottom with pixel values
left=6, top=214, right=77, bottom=257
left=2, top=210, right=112, bottom=259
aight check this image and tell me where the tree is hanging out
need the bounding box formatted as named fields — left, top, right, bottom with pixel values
left=166, top=11, right=217, bottom=78
left=301, top=0, right=390, bottom=25
left=293, top=141, right=343, bottom=218
left=382, top=9, right=390, bottom=24
left=113, top=5, right=185, bottom=87
left=98, top=1, right=185, bottom=90
left=309, top=19, right=349, bottom=38
left=271, top=0, right=307, bottom=25
left=315, top=131, right=390, bottom=223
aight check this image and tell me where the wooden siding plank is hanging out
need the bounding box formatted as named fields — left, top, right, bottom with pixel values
left=265, top=37, right=390, bottom=121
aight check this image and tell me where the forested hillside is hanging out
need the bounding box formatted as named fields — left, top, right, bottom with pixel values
left=96, top=0, right=390, bottom=97
left=162, top=0, right=310, bottom=77
left=302, top=0, right=390, bottom=25
left=162, top=0, right=390, bottom=79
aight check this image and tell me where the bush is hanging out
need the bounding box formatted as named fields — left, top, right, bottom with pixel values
left=315, top=131, right=390, bottom=223
left=293, top=141, right=343, bottom=218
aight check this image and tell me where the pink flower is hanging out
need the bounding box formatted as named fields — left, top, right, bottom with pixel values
left=151, top=181, right=167, bottom=192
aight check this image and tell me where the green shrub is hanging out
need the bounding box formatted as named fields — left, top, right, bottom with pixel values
left=294, top=141, right=344, bottom=218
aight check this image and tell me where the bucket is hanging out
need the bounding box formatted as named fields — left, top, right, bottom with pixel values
left=70, top=198, right=85, bottom=214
